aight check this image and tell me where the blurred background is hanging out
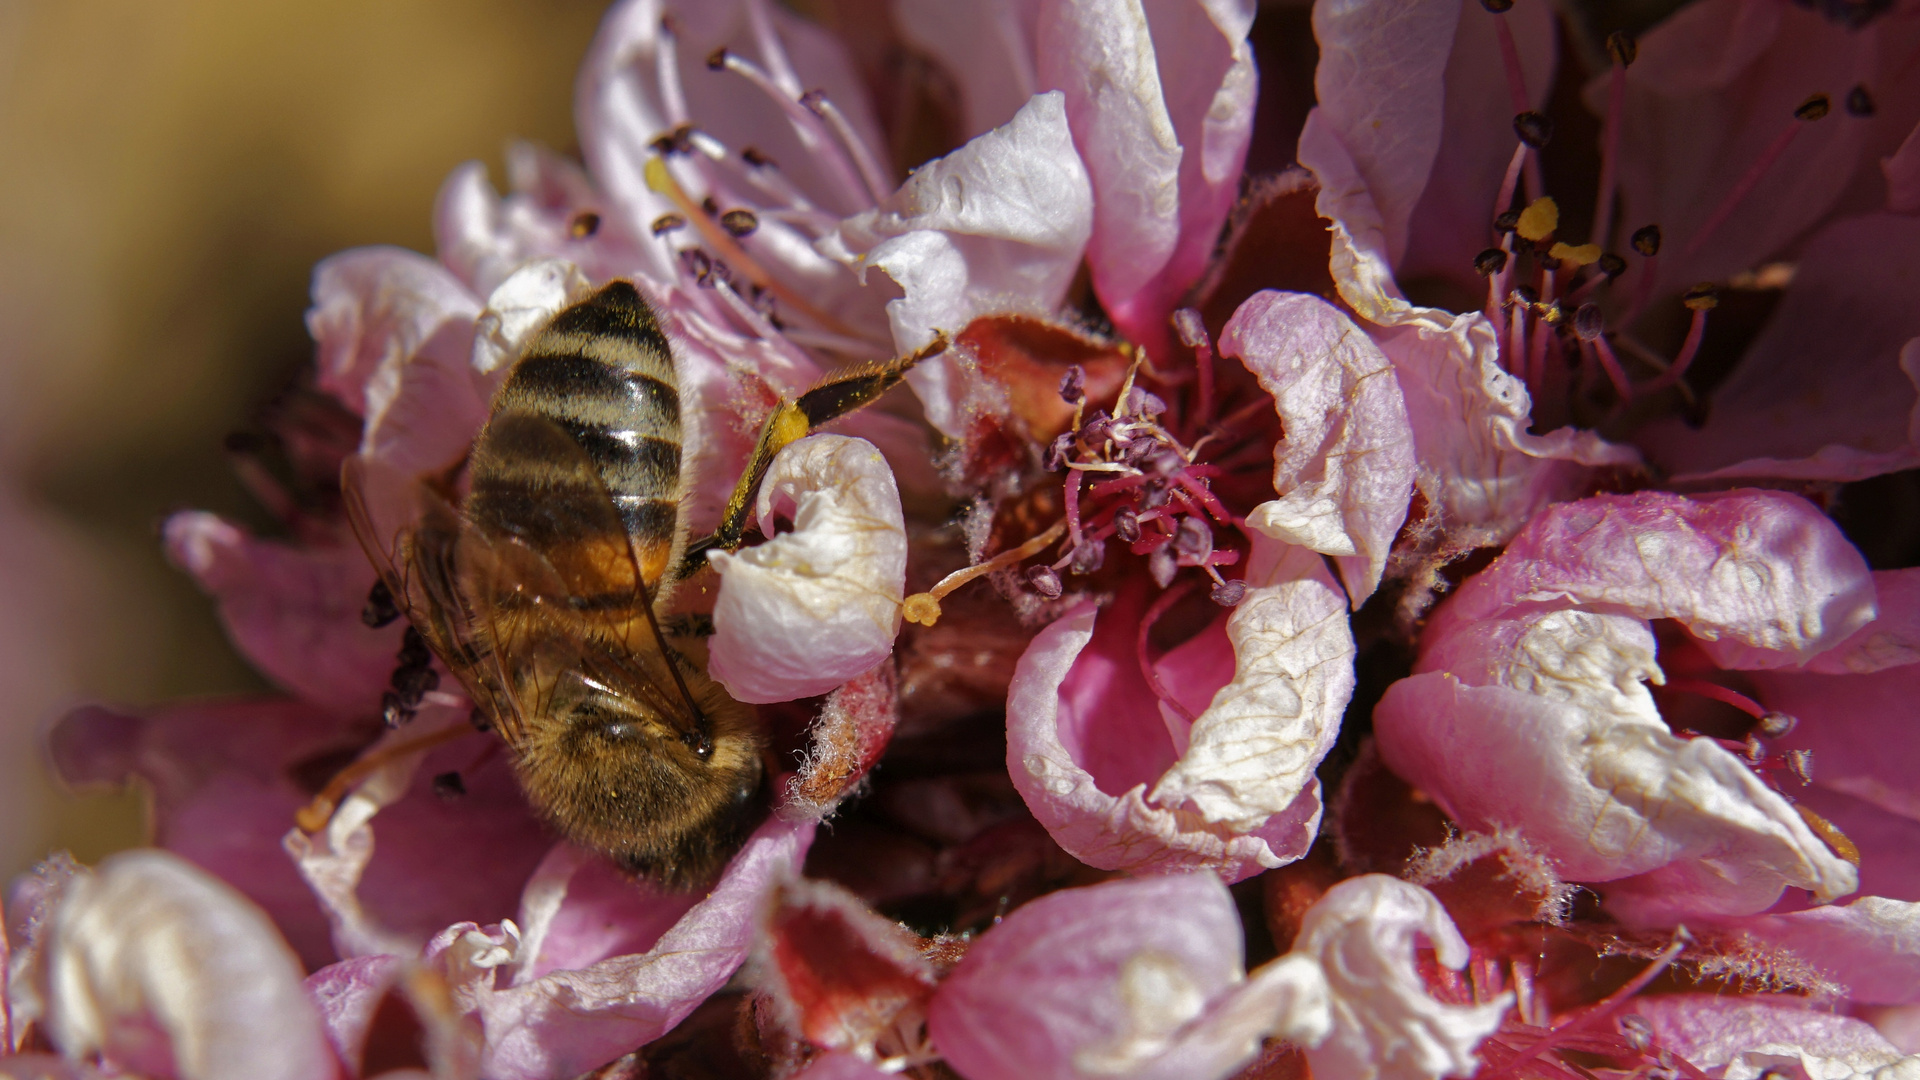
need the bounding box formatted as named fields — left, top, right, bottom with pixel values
left=0, top=0, right=608, bottom=881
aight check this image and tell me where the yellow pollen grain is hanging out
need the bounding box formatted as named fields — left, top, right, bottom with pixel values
left=1548, top=242, right=1602, bottom=266
left=1516, top=197, right=1559, bottom=242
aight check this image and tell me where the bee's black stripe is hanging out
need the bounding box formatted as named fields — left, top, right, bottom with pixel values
left=502, top=353, right=681, bottom=429
left=545, top=281, right=672, bottom=358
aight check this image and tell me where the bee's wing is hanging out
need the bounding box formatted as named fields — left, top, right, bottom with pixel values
left=341, top=454, right=530, bottom=743
left=468, top=412, right=711, bottom=735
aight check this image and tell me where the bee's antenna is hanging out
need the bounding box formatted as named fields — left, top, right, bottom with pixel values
left=628, top=558, right=710, bottom=728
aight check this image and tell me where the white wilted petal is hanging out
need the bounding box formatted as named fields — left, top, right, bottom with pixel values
left=41, top=850, right=334, bottom=1080
left=469, top=257, right=594, bottom=377
left=708, top=435, right=907, bottom=704
left=1293, top=876, right=1509, bottom=1080
left=1148, top=537, right=1355, bottom=831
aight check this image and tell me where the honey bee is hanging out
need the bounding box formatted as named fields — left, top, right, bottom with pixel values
left=345, top=280, right=941, bottom=885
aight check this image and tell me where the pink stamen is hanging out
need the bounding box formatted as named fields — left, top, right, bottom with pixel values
left=1662, top=678, right=1768, bottom=720
left=1063, top=468, right=1085, bottom=548
left=1490, top=14, right=1543, bottom=200
left=1493, top=142, right=1527, bottom=237
left=714, top=50, right=869, bottom=211
left=1592, top=60, right=1627, bottom=250
left=1586, top=335, right=1634, bottom=401
left=1646, top=306, right=1710, bottom=392
left=803, top=91, right=893, bottom=206
left=1205, top=551, right=1241, bottom=566
left=1176, top=474, right=1232, bottom=522
left=1623, top=250, right=1660, bottom=328
left=1173, top=308, right=1217, bottom=434
left=1138, top=582, right=1200, bottom=725
left=744, top=0, right=803, bottom=97
left=1680, top=114, right=1808, bottom=263
left=656, top=17, right=689, bottom=125
left=1528, top=315, right=1551, bottom=392
left=1507, top=297, right=1529, bottom=378
left=1482, top=934, right=1690, bottom=1080
left=1090, top=474, right=1147, bottom=499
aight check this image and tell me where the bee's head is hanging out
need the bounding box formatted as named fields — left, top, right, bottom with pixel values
left=510, top=654, right=765, bottom=887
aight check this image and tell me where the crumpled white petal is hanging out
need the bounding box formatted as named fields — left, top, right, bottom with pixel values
left=1294, top=875, right=1511, bottom=1080
left=821, top=91, right=1093, bottom=436
left=36, top=851, right=334, bottom=1080
left=1223, top=289, right=1416, bottom=605
left=1377, top=607, right=1860, bottom=920
left=1147, top=537, right=1356, bottom=831
left=468, top=257, right=594, bottom=377
left=708, top=434, right=907, bottom=704
left=1632, top=994, right=1920, bottom=1080
left=1295, top=109, right=1639, bottom=551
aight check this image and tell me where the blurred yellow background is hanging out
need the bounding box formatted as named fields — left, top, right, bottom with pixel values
left=0, top=0, right=609, bottom=881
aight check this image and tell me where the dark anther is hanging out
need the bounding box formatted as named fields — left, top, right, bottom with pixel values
left=1512, top=111, right=1554, bottom=149
left=1473, top=248, right=1509, bottom=276
left=741, top=146, right=775, bottom=168
left=1605, top=30, right=1637, bottom=67
left=1514, top=283, right=1540, bottom=304
left=468, top=705, right=493, bottom=733
left=1745, top=735, right=1767, bottom=764
left=1598, top=252, right=1628, bottom=279
left=1079, top=410, right=1114, bottom=446
left=1794, top=93, right=1832, bottom=121
left=1026, top=564, right=1064, bottom=599
left=1173, top=516, right=1214, bottom=564
left=398, top=626, right=430, bottom=666
left=1631, top=224, right=1662, bottom=257
left=569, top=211, right=601, bottom=239
left=362, top=580, right=400, bottom=628
left=1479, top=0, right=1513, bottom=11
left=1068, top=539, right=1107, bottom=575
left=798, top=88, right=828, bottom=112
left=1127, top=386, right=1167, bottom=418
left=1758, top=710, right=1798, bottom=738
left=1171, top=307, right=1210, bottom=350
left=706, top=47, right=730, bottom=71
left=1210, top=579, right=1248, bottom=607
left=1044, top=432, right=1074, bottom=472
left=681, top=248, right=713, bottom=284
left=1113, top=506, right=1141, bottom=543
left=1573, top=303, right=1606, bottom=341
left=1682, top=282, right=1720, bottom=311
left=1493, top=209, right=1522, bottom=234
left=647, top=123, right=695, bottom=156
left=1846, top=85, right=1876, bottom=117
left=1141, top=476, right=1173, bottom=511
left=381, top=692, right=415, bottom=729
left=1059, top=364, right=1086, bottom=405
left=651, top=213, right=687, bottom=236
left=1785, top=748, right=1814, bottom=784
left=1148, top=545, right=1178, bottom=587
left=432, top=772, right=466, bottom=801
left=393, top=665, right=440, bottom=705
left=701, top=195, right=720, bottom=217
left=719, top=209, right=759, bottom=237
left=1147, top=448, right=1185, bottom=476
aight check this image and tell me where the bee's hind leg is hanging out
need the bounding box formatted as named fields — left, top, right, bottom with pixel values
left=680, top=332, right=949, bottom=576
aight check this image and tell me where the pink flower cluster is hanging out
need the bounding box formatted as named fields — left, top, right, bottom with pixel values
left=8, top=0, right=1920, bottom=1077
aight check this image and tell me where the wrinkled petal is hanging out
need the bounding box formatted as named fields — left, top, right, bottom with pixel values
left=1636, top=216, right=1920, bottom=484
left=708, top=434, right=907, bottom=704
left=467, top=257, right=594, bottom=378
left=1711, top=897, right=1920, bottom=1007
left=929, top=873, right=1321, bottom=1080
left=452, top=816, right=813, bottom=1080
left=821, top=92, right=1093, bottom=437
left=1377, top=607, right=1859, bottom=919
left=305, top=954, right=403, bottom=1075
left=164, top=513, right=399, bottom=715
left=1631, top=994, right=1920, bottom=1080
left=38, top=851, right=333, bottom=1080
left=1431, top=490, right=1876, bottom=670
left=1223, top=290, right=1416, bottom=604
left=1296, top=110, right=1638, bottom=549
left=1007, top=539, right=1345, bottom=880
left=432, top=148, right=647, bottom=299
left=1295, top=875, right=1509, bottom=1080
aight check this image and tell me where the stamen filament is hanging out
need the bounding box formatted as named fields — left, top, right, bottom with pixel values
left=1663, top=677, right=1768, bottom=720
left=656, top=17, right=689, bottom=125
left=1680, top=115, right=1807, bottom=263
left=296, top=722, right=475, bottom=833
left=1587, top=335, right=1634, bottom=401
left=644, top=157, right=870, bottom=341
left=1592, top=60, right=1627, bottom=250
left=902, top=519, right=1070, bottom=626
left=1490, top=15, right=1543, bottom=199
left=1493, top=141, right=1527, bottom=237
left=744, top=0, right=803, bottom=97
left=1063, top=468, right=1085, bottom=548
left=804, top=91, right=893, bottom=207
left=1481, top=932, right=1691, bottom=1080
left=1508, top=297, right=1529, bottom=378
left=1646, top=306, right=1710, bottom=392
left=1138, top=581, right=1200, bottom=724
left=714, top=50, right=869, bottom=210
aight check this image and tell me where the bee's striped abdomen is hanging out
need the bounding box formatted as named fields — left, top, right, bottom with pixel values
left=467, top=281, right=685, bottom=588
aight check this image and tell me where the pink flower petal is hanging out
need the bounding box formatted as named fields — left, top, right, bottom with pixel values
left=1431, top=490, right=1875, bottom=670
left=36, top=851, right=335, bottom=1080
left=1889, top=120, right=1920, bottom=214
left=1802, top=569, right=1920, bottom=675
left=708, top=435, right=907, bottom=704
left=1711, top=897, right=1920, bottom=1006
left=789, top=1052, right=898, bottom=1080
left=1636, top=215, right=1920, bottom=485
left=452, top=815, right=813, bottom=1080
left=1006, top=538, right=1345, bottom=880
left=304, top=954, right=403, bottom=1074
left=779, top=662, right=900, bottom=822
left=1222, top=290, right=1416, bottom=604
left=1295, top=876, right=1509, bottom=1080
left=927, top=873, right=1262, bottom=1080
left=1377, top=607, right=1858, bottom=919
left=821, top=92, right=1093, bottom=437
left=1629, top=994, right=1917, bottom=1080
left=164, top=512, right=399, bottom=715
left=1296, top=110, right=1638, bottom=550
